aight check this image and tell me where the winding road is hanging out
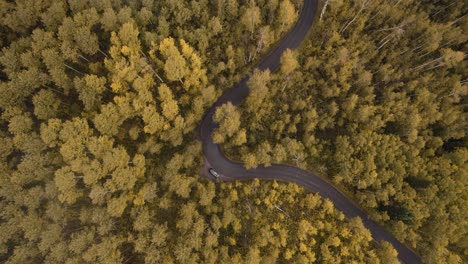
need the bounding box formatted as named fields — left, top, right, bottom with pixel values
left=199, top=1, right=422, bottom=263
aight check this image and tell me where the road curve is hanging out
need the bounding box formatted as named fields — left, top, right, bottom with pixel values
left=199, top=1, right=422, bottom=263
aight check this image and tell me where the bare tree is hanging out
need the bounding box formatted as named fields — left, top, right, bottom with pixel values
left=319, top=0, right=329, bottom=21
left=339, top=0, right=370, bottom=34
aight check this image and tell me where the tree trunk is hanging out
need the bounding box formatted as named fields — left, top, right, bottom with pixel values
left=339, top=0, right=369, bottom=34
left=64, top=63, right=85, bottom=75
left=140, top=51, right=164, bottom=83
left=78, top=54, right=90, bottom=62
left=319, top=0, right=329, bottom=21
left=98, top=48, right=109, bottom=58
left=411, top=57, right=443, bottom=71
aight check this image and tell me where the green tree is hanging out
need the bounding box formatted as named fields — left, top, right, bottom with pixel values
left=94, top=103, right=123, bottom=136
left=73, top=74, right=107, bottom=111
left=32, top=89, right=61, bottom=120
left=54, top=166, right=82, bottom=204
left=376, top=241, right=400, bottom=264
left=40, top=1, right=66, bottom=32
left=212, top=102, right=241, bottom=144
left=246, top=69, right=271, bottom=112
left=280, top=49, right=299, bottom=76
left=278, top=0, right=297, bottom=33
left=159, top=38, right=188, bottom=83
left=101, top=8, right=118, bottom=32
left=142, top=105, right=164, bottom=135
left=241, top=3, right=261, bottom=39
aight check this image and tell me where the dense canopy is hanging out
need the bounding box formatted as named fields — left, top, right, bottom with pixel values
left=0, top=0, right=465, bottom=263
left=217, top=0, right=467, bottom=263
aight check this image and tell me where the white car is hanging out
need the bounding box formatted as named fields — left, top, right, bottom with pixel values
left=208, top=168, right=221, bottom=179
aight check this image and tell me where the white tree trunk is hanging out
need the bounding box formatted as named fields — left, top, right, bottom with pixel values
left=339, top=0, right=369, bottom=34
left=319, top=0, right=329, bottom=21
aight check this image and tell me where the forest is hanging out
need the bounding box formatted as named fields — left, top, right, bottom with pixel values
left=0, top=0, right=393, bottom=263
left=0, top=0, right=465, bottom=263
left=217, top=0, right=467, bottom=263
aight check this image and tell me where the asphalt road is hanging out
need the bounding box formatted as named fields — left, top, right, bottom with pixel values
left=199, top=1, right=422, bottom=263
